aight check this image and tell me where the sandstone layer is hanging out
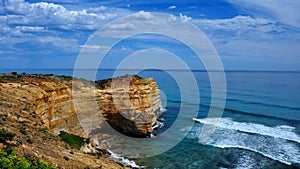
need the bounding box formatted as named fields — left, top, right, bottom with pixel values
left=0, top=74, right=162, bottom=137
left=97, top=75, right=162, bottom=137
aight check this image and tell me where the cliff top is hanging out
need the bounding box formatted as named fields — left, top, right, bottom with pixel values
left=0, top=72, right=147, bottom=89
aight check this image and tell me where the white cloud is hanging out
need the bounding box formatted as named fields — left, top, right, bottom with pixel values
left=78, top=45, right=110, bottom=54
left=79, top=45, right=109, bottom=50
left=179, top=13, right=191, bottom=22
left=109, top=46, right=135, bottom=55
left=107, top=23, right=135, bottom=30
left=167, top=6, right=176, bottom=10
left=194, top=15, right=278, bottom=32
left=37, top=36, right=78, bottom=51
left=0, top=0, right=134, bottom=61
left=16, top=26, right=47, bottom=33
left=131, top=11, right=153, bottom=20
left=2, top=0, right=128, bottom=31
left=0, top=16, right=8, bottom=33
left=6, top=15, right=29, bottom=25
left=191, top=15, right=286, bottom=41
left=99, top=12, right=292, bottom=46
left=85, top=6, right=106, bottom=13
left=216, top=39, right=300, bottom=70
left=1, top=1, right=299, bottom=70
left=227, top=0, right=300, bottom=28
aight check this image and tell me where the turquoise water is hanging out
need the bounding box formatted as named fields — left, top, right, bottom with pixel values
left=1, top=69, right=300, bottom=168
left=137, top=70, right=300, bottom=169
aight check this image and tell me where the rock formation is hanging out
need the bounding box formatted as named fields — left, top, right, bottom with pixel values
left=0, top=73, right=163, bottom=168
left=97, top=75, right=162, bottom=137
left=0, top=74, right=162, bottom=137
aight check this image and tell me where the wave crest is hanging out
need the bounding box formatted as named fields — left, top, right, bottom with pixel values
left=190, top=118, right=300, bottom=165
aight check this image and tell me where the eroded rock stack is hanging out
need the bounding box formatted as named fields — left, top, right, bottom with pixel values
left=97, top=75, right=162, bottom=137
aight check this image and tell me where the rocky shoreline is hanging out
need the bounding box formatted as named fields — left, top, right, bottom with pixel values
left=0, top=72, right=163, bottom=168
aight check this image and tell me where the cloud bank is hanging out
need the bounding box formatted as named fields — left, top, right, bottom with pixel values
left=227, top=0, right=300, bottom=28
left=0, top=0, right=299, bottom=70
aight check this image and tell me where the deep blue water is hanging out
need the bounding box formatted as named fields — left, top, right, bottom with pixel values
left=1, top=69, right=300, bottom=168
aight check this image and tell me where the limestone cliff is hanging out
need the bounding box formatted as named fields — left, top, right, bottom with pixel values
left=97, top=75, right=162, bottom=137
left=0, top=75, right=84, bottom=137
left=0, top=74, right=162, bottom=138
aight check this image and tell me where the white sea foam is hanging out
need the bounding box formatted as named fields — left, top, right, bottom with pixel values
left=156, top=107, right=167, bottom=117
left=160, top=107, right=167, bottom=113
left=107, top=149, right=144, bottom=168
left=276, top=125, right=296, bottom=132
left=152, top=121, right=164, bottom=130
left=215, top=144, right=297, bottom=165
left=193, top=118, right=300, bottom=143
left=157, top=117, right=166, bottom=122
left=191, top=118, right=300, bottom=165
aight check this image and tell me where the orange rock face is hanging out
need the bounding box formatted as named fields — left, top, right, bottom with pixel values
left=0, top=74, right=162, bottom=137
left=98, top=75, right=162, bottom=137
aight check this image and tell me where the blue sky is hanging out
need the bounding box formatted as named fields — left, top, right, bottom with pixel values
left=0, top=0, right=299, bottom=70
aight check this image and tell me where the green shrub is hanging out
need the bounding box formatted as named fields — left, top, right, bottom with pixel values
left=0, top=129, right=16, bottom=143
left=0, top=147, right=56, bottom=169
left=58, top=131, right=85, bottom=149
left=38, top=128, right=48, bottom=133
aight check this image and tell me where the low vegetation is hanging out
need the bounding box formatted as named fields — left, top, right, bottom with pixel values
left=58, top=131, right=85, bottom=149
left=0, top=147, right=56, bottom=169
left=0, top=129, right=56, bottom=168
left=0, top=129, right=16, bottom=144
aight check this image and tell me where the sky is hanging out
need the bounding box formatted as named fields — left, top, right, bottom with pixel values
left=0, top=0, right=299, bottom=71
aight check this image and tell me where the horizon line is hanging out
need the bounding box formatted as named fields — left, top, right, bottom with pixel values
left=0, top=68, right=300, bottom=73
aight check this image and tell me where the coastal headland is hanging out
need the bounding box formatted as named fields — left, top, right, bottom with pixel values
left=0, top=72, right=163, bottom=168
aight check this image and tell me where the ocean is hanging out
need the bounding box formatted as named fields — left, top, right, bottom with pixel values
left=1, top=69, right=300, bottom=169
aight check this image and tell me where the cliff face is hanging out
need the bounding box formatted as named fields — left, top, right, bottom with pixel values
left=98, top=76, right=162, bottom=136
left=0, top=74, right=162, bottom=137
left=0, top=75, right=83, bottom=137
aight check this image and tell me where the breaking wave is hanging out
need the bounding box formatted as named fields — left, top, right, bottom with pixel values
left=189, top=118, right=300, bottom=165
left=192, top=118, right=300, bottom=143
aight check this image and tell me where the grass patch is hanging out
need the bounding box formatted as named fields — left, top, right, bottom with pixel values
left=58, top=131, right=85, bottom=149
